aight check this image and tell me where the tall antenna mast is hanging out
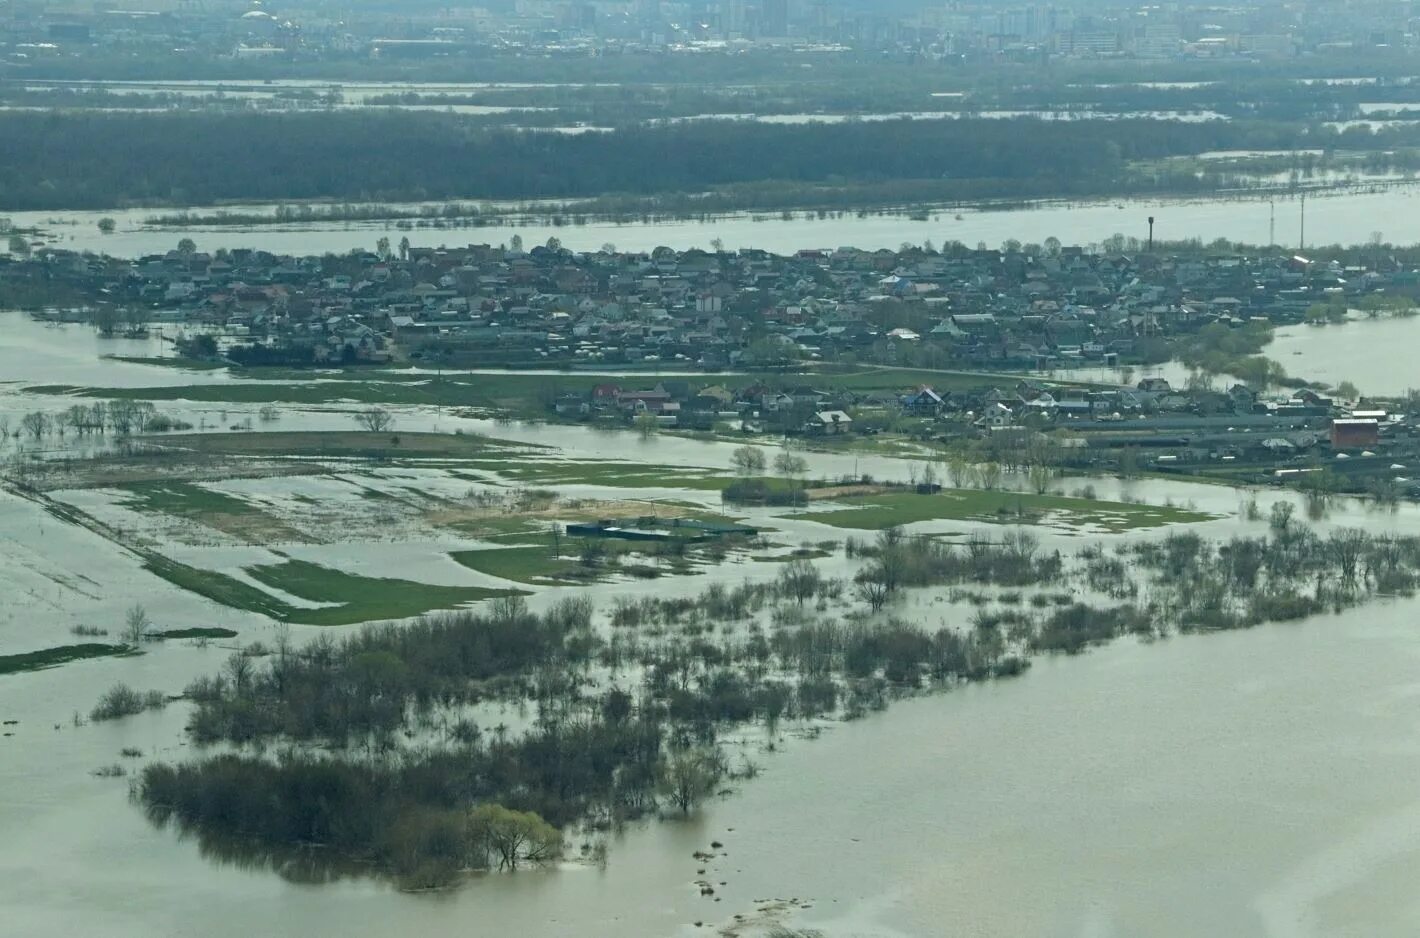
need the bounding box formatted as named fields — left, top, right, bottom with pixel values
left=1269, top=199, right=1275, bottom=246
left=1299, top=193, right=1306, bottom=250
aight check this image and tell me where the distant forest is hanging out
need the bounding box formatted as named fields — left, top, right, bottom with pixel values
left=0, top=110, right=1364, bottom=211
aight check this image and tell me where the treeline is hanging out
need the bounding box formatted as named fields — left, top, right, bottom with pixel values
left=137, top=574, right=1024, bottom=886
left=0, top=110, right=1360, bottom=211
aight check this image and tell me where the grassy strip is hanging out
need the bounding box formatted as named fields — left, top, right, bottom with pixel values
left=750, top=548, right=835, bottom=563
left=244, top=558, right=522, bottom=626
left=157, top=431, right=536, bottom=460
left=154, top=628, right=239, bottom=640
left=141, top=553, right=296, bottom=620
left=0, top=643, right=136, bottom=676
left=104, top=356, right=227, bottom=371
left=795, top=489, right=1213, bottom=532
left=31, top=366, right=1091, bottom=410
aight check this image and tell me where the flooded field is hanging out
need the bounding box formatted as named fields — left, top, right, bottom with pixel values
left=6, top=312, right=1420, bottom=937
left=13, top=184, right=1420, bottom=260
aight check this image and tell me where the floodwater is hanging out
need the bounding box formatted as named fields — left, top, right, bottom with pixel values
left=1265, top=316, right=1420, bottom=396
left=9, top=560, right=1420, bottom=937
left=8, top=312, right=1420, bottom=936
left=13, top=184, right=1420, bottom=260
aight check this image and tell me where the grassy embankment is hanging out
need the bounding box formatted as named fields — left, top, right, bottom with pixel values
left=0, top=643, right=137, bottom=676
left=158, top=430, right=540, bottom=459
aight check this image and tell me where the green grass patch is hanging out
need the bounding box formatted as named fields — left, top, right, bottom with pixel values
left=0, top=643, right=136, bottom=676
left=141, top=553, right=294, bottom=620
left=153, top=628, right=239, bottom=640
left=143, top=550, right=521, bottom=626
left=794, top=489, right=1214, bottom=532
left=750, top=547, right=834, bottom=563
left=450, top=542, right=607, bottom=586
left=117, top=480, right=259, bottom=519
left=244, top=558, right=522, bottom=626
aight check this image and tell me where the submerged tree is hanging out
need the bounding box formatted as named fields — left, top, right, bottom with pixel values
left=731, top=445, right=767, bottom=478
left=467, top=804, right=561, bottom=870
left=122, top=604, right=151, bottom=646
left=659, top=749, right=724, bottom=815
left=778, top=558, right=822, bottom=605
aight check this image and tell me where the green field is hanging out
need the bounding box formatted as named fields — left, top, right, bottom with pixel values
left=115, top=478, right=309, bottom=544
left=245, top=558, right=522, bottom=626
left=141, top=553, right=519, bottom=625
left=450, top=543, right=605, bottom=586
left=117, top=480, right=261, bottom=519
left=794, top=489, right=1214, bottom=532
left=141, top=553, right=294, bottom=619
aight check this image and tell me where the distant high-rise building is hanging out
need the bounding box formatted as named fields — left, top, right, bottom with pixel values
left=761, top=0, right=789, bottom=36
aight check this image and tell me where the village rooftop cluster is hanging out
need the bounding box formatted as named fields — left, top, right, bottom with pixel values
left=8, top=237, right=1420, bottom=494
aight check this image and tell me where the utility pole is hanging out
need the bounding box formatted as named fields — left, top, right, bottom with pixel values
left=1299, top=193, right=1306, bottom=250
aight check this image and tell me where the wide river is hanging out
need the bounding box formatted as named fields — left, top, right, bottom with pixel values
left=10, top=184, right=1420, bottom=259
left=4, top=314, right=1420, bottom=935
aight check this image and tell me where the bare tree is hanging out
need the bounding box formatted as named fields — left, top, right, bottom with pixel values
left=64, top=405, right=90, bottom=436
left=773, top=447, right=808, bottom=487
left=975, top=461, right=1003, bottom=491
left=1028, top=464, right=1052, bottom=495
left=122, top=604, right=151, bottom=646
left=778, top=558, right=822, bottom=605
left=225, top=651, right=254, bottom=694
left=1328, top=528, right=1368, bottom=585
left=659, top=749, right=723, bottom=815
left=355, top=408, right=395, bottom=433
left=945, top=455, right=971, bottom=489
left=21, top=411, right=50, bottom=440
left=854, top=570, right=893, bottom=612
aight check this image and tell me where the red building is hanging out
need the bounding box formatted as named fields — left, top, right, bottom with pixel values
left=1330, top=419, right=1379, bottom=449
